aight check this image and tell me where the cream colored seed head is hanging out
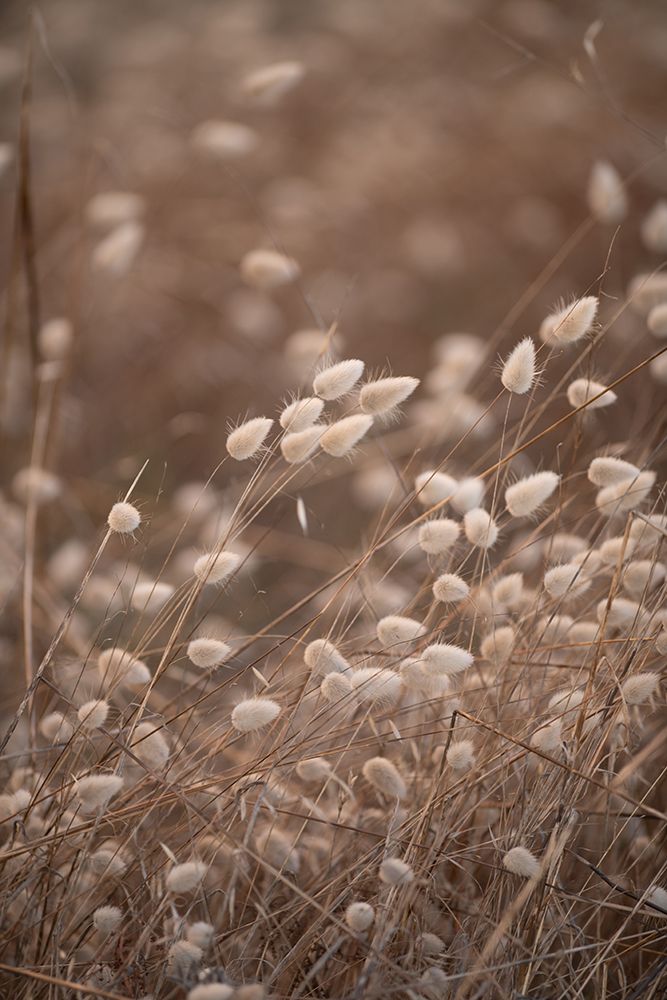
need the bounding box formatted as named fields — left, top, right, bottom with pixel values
left=587, top=160, right=627, bottom=224
left=464, top=507, right=499, bottom=548
left=107, top=501, right=141, bottom=534
left=418, top=517, right=460, bottom=554
left=505, top=471, right=559, bottom=517
left=503, top=846, right=540, bottom=878
left=433, top=572, right=469, bottom=604
left=501, top=337, right=536, bottom=394
left=313, top=359, right=364, bottom=400
left=226, top=417, right=273, bottom=460
left=280, top=425, right=322, bottom=463
left=231, top=697, right=280, bottom=733
left=320, top=414, right=373, bottom=457
left=193, top=550, right=241, bottom=585
left=345, top=901, right=375, bottom=931
left=376, top=615, right=426, bottom=646
left=166, top=861, right=207, bottom=894
left=362, top=757, right=407, bottom=799
left=279, top=396, right=324, bottom=432
left=93, top=905, right=122, bottom=935
left=379, top=857, right=414, bottom=886
left=187, top=637, right=232, bottom=668
left=77, top=700, right=109, bottom=731
left=240, top=249, right=300, bottom=289
left=359, top=375, right=419, bottom=415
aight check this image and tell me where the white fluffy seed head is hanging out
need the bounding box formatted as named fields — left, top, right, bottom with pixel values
left=313, top=359, right=364, bottom=400
left=628, top=272, right=667, bottom=314
left=187, top=986, right=234, bottom=1000
left=621, top=672, right=659, bottom=705
left=187, top=638, right=231, bottom=668
left=588, top=456, right=640, bottom=487
left=596, top=471, right=656, bottom=515
left=166, top=860, right=207, bottom=894
left=242, top=60, right=305, bottom=104
left=304, top=638, right=350, bottom=674
left=492, top=572, right=524, bottom=610
left=226, top=417, right=273, bottom=460
left=131, top=722, right=170, bottom=769
left=377, top=615, right=426, bottom=647
left=76, top=774, right=123, bottom=812
left=446, top=740, right=475, bottom=771
left=349, top=667, right=403, bottom=706
left=231, top=697, right=280, bottom=733
left=169, top=940, right=203, bottom=976
left=280, top=425, right=322, bottom=463
left=77, top=700, right=109, bottom=731
left=379, top=857, right=414, bottom=886
left=553, top=296, right=599, bottom=343
left=320, top=414, right=373, bottom=457
left=279, top=397, right=324, bottom=432
left=39, top=711, right=73, bottom=742
left=506, top=471, right=559, bottom=518
left=107, top=501, right=141, bottom=534
left=186, top=921, right=215, bottom=950
left=480, top=626, right=515, bottom=663
left=503, top=846, right=540, bottom=878
left=296, top=757, right=331, bottom=782
left=544, top=563, right=591, bottom=599
left=86, top=191, right=144, bottom=229
left=419, top=643, right=473, bottom=677
left=400, top=658, right=451, bottom=697
left=92, top=221, right=143, bottom=277
left=433, top=572, right=469, bottom=604
left=93, top=905, right=122, bottom=935
left=587, top=161, right=627, bottom=224
left=39, top=317, right=73, bottom=361
left=345, top=901, right=375, bottom=932
left=415, top=470, right=458, bottom=507
left=12, top=467, right=61, bottom=505
left=98, top=647, right=151, bottom=690
left=131, top=580, right=174, bottom=614
left=193, top=550, right=241, bottom=585
left=647, top=302, right=667, bottom=337
left=418, top=517, right=460, bottom=554
left=451, top=477, right=485, bottom=514
left=567, top=378, right=616, bottom=410
left=320, top=671, right=354, bottom=703
left=531, top=719, right=562, bottom=753
left=501, top=337, right=537, bottom=394
left=421, top=932, right=445, bottom=955
left=597, top=597, right=641, bottom=629
left=362, top=757, right=407, bottom=799
left=623, top=560, right=666, bottom=597
left=641, top=199, right=667, bottom=253
left=191, top=119, right=259, bottom=159
left=464, top=507, right=499, bottom=548
left=359, top=376, right=419, bottom=415
left=240, top=249, right=300, bottom=290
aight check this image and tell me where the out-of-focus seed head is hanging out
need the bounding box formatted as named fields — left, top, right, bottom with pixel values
left=77, top=699, right=109, bottom=731
left=414, top=470, right=458, bottom=507
left=242, top=60, right=305, bottom=105
left=567, top=378, right=617, bottom=410
left=76, top=774, right=123, bottom=813
left=641, top=199, right=667, bottom=253
left=379, top=857, right=414, bottom=886
left=349, top=667, right=403, bottom=706
left=39, top=711, right=73, bottom=742
left=240, top=249, right=300, bottom=290
left=38, top=317, right=73, bottom=361
left=166, top=860, right=207, bottom=894
left=446, top=740, right=475, bottom=771
left=92, top=221, right=144, bottom=277
left=480, top=626, right=515, bottom=664
left=93, top=905, right=122, bottom=935
left=503, top=846, right=540, bottom=878
left=647, top=302, right=667, bottom=337
left=362, top=757, right=407, bottom=799
left=191, top=119, right=259, bottom=159
left=186, top=921, right=215, bottom=949
left=587, top=161, right=627, bottom=224
left=621, top=672, right=659, bottom=705
left=451, top=477, right=485, bottom=514
left=345, top=901, right=375, bottom=931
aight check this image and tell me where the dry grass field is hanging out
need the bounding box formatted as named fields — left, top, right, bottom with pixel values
left=0, top=2, right=666, bottom=998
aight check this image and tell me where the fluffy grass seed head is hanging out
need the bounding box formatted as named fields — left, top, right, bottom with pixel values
left=187, top=984, right=234, bottom=1000
left=168, top=940, right=203, bottom=977
left=39, top=317, right=73, bottom=361
left=166, top=860, right=208, bottom=894
left=92, top=221, right=143, bottom=276
left=433, top=572, right=470, bottom=604
left=191, top=119, right=259, bottom=159
left=503, top=846, right=540, bottom=878
left=187, top=637, right=231, bottom=668
left=280, top=425, right=322, bottom=463
left=320, top=414, right=373, bottom=457
left=349, top=667, right=402, bottom=706
left=345, top=901, right=375, bottom=932
left=377, top=615, right=426, bottom=647
left=641, top=199, right=667, bottom=253
left=359, top=375, right=419, bottom=415
left=414, top=470, right=458, bottom=507
left=279, top=396, right=324, bottom=431
left=304, top=638, right=351, bottom=674
left=131, top=580, right=174, bottom=614
left=551, top=296, right=598, bottom=344
left=242, top=60, right=305, bottom=104
left=77, top=699, right=110, bottom=731
left=193, top=550, right=241, bottom=585
left=544, top=563, right=591, bottom=599
left=231, top=697, right=281, bottom=733
left=418, top=517, right=460, bottom=554
left=186, top=921, right=215, bottom=949
left=226, top=417, right=273, bottom=460
left=567, top=378, right=617, bottom=410
left=446, top=740, right=475, bottom=771
left=240, top=248, right=300, bottom=289
left=647, top=302, right=667, bottom=337
left=464, top=507, right=499, bottom=548
left=296, top=757, right=331, bottom=782
left=313, top=358, right=364, bottom=400
left=107, top=501, right=141, bottom=534
left=506, top=471, right=559, bottom=518
left=419, top=642, right=473, bottom=676
left=621, top=672, right=659, bottom=705
left=588, top=456, right=640, bottom=487
left=480, top=625, right=515, bottom=663
left=379, top=857, right=414, bottom=886
left=320, top=671, right=354, bottom=703
left=86, top=190, right=144, bottom=228
left=131, top=722, right=170, bottom=769
left=362, top=757, right=407, bottom=799
left=76, top=774, right=123, bottom=813
left=98, top=647, right=151, bottom=689
left=501, top=337, right=537, bottom=394
left=93, top=905, right=122, bottom=935
left=596, top=471, right=656, bottom=515
left=39, top=711, right=73, bottom=742
left=451, top=477, right=485, bottom=514
left=587, top=160, right=627, bottom=223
